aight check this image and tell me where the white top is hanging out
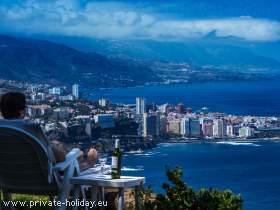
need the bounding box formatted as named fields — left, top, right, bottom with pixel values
left=70, top=175, right=145, bottom=188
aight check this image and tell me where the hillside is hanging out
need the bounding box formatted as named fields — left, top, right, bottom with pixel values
left=0, top=35, right=160, bottom=88
left=43, top=36, right=280, bottom=69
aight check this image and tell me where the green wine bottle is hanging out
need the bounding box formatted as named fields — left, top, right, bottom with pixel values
left=111, top=139, right=122, bottom=179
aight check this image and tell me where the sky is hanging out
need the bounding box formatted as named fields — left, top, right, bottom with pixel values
left=0, top=0, right=280, bottom=42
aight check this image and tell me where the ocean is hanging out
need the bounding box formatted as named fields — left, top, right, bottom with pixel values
left=122, top=141, right=280, bottom=210
left=87, top=80, right=280, bottom=116
left=88, top=80, right=280, bottom=209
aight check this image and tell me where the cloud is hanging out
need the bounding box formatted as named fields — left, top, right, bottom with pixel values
left=0, top=0, right=280, bottom=42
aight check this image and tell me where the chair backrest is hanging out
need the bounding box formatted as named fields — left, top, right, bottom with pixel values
left=0, top=125, right=58, bottom=195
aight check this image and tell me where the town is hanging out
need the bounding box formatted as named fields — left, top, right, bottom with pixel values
left=1, top=79, right=280, bottom=152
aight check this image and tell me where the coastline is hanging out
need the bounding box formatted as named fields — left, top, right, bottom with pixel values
left=157, top=137, right=280, bottom=145
left=121, top=137, right=280, bottom=155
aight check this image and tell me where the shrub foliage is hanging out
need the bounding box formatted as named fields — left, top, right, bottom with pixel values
left=134, top=167, right=243, bottom=210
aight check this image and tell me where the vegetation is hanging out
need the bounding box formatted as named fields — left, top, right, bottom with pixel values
left=129, top=167, right=243, bottom=210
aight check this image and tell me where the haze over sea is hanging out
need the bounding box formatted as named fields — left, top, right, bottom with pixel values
left=89, top=80, right=280, bottom=210
left=88, top=80, right=280, bottom=116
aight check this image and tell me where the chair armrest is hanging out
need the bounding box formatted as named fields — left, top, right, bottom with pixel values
left=54, top=148, right=82, bottom=171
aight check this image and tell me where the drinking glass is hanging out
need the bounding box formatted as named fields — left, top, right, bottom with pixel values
left=99, top=155, right=107, bottom=175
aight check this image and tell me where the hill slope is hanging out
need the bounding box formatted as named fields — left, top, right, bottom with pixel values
left=0, top=35, right=160, bottom=87
left=48, top=36, right=280, bottom=69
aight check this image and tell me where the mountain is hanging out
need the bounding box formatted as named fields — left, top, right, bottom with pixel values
left=0, top=35, right=160, bottom=88
left=0, top=34, right=279, bottom=88
left=42, top=36, right=280, bottom=71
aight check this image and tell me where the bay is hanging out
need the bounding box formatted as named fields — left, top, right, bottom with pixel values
left=87, top=80, right=280, bottom=116
left=87, top=80, right=280, bottom=209
left=122, top=141, right=280, bottom=210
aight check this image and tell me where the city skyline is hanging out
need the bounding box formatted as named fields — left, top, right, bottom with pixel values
left=1, top=79, right=279, bottom=142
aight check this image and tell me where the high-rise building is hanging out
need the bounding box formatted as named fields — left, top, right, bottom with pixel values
left=180, top=118, right=190, bottom=136
left=72, top=84, right=80, bottom=99
left=160, top=116, right=167, bottom=134
left=190, top=118, right=201, bottom=137
left=238, top=126, right=254, bottom=138
left=233, top=125, right=240, bottom=136
left=226, top=124, right=234, bottom=137
left=202, top=120, right=214, bottom=137
left=136, top=97, right=146, bottom=115
left=143, top=112, right=160, bottom=137
left=181, top=118, right=201, bottom=137
left=167, top=119, right=181, bottom=134
left=213, top=119, right=227, bottom=138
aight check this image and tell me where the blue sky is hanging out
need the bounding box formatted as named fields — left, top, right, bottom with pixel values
left=0, top=0, right=280, bottom=43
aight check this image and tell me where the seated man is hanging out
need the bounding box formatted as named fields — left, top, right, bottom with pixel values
left=0, top=91, right=98, bottom=171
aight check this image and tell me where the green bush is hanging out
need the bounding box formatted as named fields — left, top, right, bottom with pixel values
left=135, top=167, right=243, bottom=210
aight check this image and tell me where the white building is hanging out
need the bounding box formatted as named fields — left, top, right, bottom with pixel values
left=72, top=84, right=79, bottom=99
left=59, top=95, right=74, bottom=101
left=136, top=97, right=146, bottom=115
left=94, top=114, right=115, bottom=129
left=181, top=118, right=190, bottom=136
left=49, top=87, right=61, bottom=95
left=226, top=124, right=235, bottom=137
left=31, top=93, right=46, bottom=101
left=239, top=126, right=254, bottom=138
left=99, top=99, right=110, bottom=107
left=213, top=119, right=227, bottom=138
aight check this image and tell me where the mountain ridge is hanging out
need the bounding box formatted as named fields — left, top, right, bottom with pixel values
left=0, top=34, right=160, bottom=88
left=0, top=34, right=279, bottom=88
left=38, top=36, right=280, bottom=69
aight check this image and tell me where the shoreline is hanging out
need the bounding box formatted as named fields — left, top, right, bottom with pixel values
left=158, top=137, right=280, bottom=145
left=122, top=137, right=280, bottom=154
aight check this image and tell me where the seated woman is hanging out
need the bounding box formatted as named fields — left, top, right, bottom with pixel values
left=0, top=91, right=98, bottom=171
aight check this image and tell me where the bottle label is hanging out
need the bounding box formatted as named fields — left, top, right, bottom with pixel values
left=111, top=156, right=118, bottom=168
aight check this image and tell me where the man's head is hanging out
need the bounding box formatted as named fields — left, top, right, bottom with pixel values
left=0, top=92, right=26, bottom=119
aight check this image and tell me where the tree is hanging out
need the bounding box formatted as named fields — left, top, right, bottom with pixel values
left=133, top=167, right=243, bottom=210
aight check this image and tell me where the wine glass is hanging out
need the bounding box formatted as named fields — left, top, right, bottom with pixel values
left=99, top=155, right=107, bottom=176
